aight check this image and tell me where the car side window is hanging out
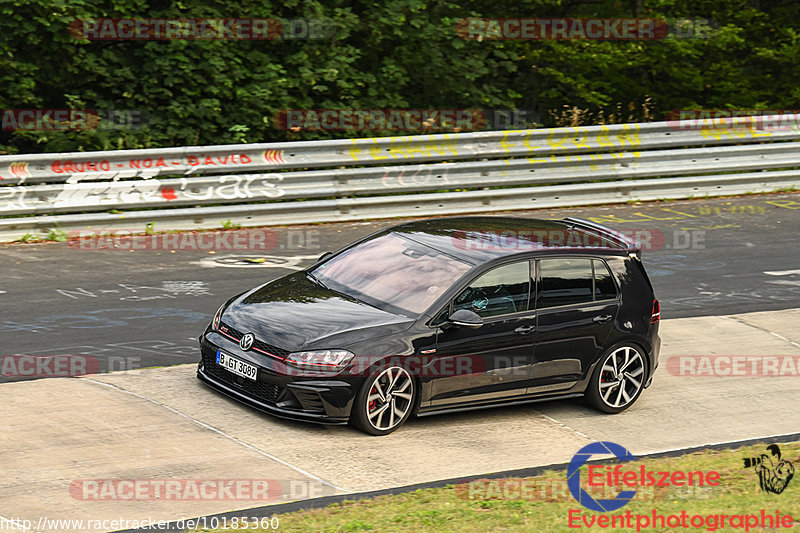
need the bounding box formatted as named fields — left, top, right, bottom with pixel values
left=593, top=259, right=617, bottom=300
left=453, top=261, right=530, bottom=318
left=538, top=258, right=594, bottom=308
left=430, top=305, right=451, bottom=326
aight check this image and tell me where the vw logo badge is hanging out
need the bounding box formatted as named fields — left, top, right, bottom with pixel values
left=239, top=333, right=255, bottom=351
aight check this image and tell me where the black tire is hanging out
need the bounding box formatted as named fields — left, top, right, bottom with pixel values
left=350, top=366, right=416, bottom=436
left=585, top=343, right=647, bottom=414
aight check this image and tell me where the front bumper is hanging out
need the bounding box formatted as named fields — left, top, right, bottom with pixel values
left=197, top=332, right=356, bottom=425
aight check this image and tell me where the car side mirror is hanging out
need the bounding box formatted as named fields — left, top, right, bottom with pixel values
left=317, top=251, right=334, bottom=263
left=447, top=309, right=483, bottom=328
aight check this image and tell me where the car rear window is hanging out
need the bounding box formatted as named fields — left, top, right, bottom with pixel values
left=538, top=257, right=619, bottom=308
left=593, top=259, right=618, bottom=300
left=538, top=258, right=594, bottom=308
left=311, top=232, right=473, bottom=315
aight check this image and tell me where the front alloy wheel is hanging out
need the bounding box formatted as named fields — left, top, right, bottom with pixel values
left=351, top=366, right=415, bottom=435
left=586, top=345, right=646, bottom=413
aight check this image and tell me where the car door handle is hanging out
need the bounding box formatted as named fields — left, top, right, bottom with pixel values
left=593, top=314, right=613, bottom=323
left=514, top=325, right=535, bottom=334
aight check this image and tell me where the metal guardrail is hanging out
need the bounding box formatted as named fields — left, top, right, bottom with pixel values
left=0, top=116, right=798, bottom=240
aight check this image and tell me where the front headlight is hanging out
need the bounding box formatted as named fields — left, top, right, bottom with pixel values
left=211, top=304, right=225, bottom=331
left=286, top=349, right=354, bottom=369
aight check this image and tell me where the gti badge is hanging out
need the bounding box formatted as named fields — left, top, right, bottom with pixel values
left=239, top=333, right=255, bottom=351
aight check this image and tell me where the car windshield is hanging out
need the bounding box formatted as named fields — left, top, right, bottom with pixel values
left=310, top=232, right=473, bottom=315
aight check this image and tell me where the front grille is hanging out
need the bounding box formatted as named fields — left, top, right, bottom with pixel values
left=219, top=322, right=291, bottom=359
left=202, top=350, right=283, bottom=405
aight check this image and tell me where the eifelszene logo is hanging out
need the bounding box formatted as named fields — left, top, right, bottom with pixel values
left=567, top=441, right=720, bottom=513
left=568, top=441, right=637, bottom=512
left=744, top=444, right=795, bottom=494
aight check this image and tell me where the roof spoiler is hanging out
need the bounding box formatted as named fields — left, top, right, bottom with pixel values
left=562, top=217, right=643, bottom=259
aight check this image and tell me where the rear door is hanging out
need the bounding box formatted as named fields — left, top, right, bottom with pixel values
left=428, top=260, right=535, bottom=407
left=528, top=257, right=619, bottom=393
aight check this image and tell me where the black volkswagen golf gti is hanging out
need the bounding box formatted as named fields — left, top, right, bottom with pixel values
left=198, top=216, right=661, bottom=435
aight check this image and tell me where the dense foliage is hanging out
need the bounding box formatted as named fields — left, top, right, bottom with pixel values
left=1, top=0, right=797, bottom=154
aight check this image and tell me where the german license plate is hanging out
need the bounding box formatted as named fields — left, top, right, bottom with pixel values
left=216, top=350, right=258, bottom=381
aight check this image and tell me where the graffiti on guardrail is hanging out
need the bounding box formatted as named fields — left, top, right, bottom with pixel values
left=348, top=135, right=460, bottom=161
left=0, top=174, right=287, bottom=211
left=346, top=126, right=643, bottom=162
left=8, top=161, right=30, bottom=178
left=49, top=152, right=261, bottom=176
left=0, top=152, right=281, bottom=183
left=381, top=167, right=452, bottom=188
left=0, top=119, right=797, bottom=237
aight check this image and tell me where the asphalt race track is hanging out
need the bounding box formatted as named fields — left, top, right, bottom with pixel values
left=2, top=192, right=798, bottom=382
left=3, top=192, right=800, bottom=531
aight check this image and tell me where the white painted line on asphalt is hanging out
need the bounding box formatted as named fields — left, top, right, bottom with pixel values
left=767, top=331, right=800, bottom=350
left=81, top=377, right=354, bottom=494
left=767, top=280, right=800, bottom=287
left=535, top=411, right=593, bottom=441
left=721, top=315, right=800, bottom=350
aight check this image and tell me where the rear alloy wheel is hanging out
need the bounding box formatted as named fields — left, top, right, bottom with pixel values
left=351, top=366, right=415, bottom=435
left=586, top=345, right=646, bottom=414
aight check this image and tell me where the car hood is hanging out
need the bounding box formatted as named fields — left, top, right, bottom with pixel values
left=221, top=271, right=414, bottom=352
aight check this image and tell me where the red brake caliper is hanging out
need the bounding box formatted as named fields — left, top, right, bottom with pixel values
left=368, top=386, right=376, bottom=410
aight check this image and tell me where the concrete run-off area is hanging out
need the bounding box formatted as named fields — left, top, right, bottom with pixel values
left=1, top=309, right=798, bottom=531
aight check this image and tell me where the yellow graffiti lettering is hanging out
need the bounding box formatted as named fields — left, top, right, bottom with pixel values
left=597, top=126, right=613, bottom=147
left=387, top=137, right=410, bottom=159
left=406, top=140, right=429, bottom=158
left=425, top=135, right=458, bottom=157
left=630, top=211, right=692, bottom=221
left=499, top=130, right=522, bottom=153
left=368, top=138, right=389, bottom=160
left=348, top=140, right=363, bottom=161
left=586, top=214, right=645, bottom=224
left=571, top=127, right=590, bottom=149
left=680, top=224, right=741, bottom=230
left=766, top=199, right=800, bottom=209
left=660, top=208, right=697, bottom=218
left=547, top=129, right=567, bottom=151
left=614, top=124, right=641, bottom=146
